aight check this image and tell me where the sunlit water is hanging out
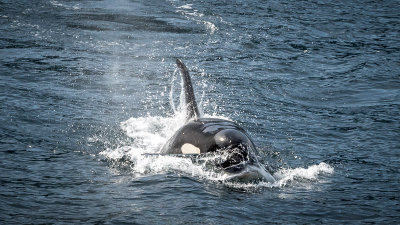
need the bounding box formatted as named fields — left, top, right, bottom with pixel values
left=1, top=0, right=399, bottom=224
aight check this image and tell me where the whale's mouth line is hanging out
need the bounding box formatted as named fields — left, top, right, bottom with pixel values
left=223, top=164, right=276, bottom=183
left=226, top=161, right=277, bottom=181
left=183, top=147, right=276, bottom=183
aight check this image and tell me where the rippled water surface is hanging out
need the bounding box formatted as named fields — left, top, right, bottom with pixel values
left=1, top=0, right=399, bottom=224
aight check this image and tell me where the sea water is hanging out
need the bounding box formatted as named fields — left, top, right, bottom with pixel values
left=1, top=0, right=399, bottom=223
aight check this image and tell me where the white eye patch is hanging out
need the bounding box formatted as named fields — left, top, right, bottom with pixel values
left=181, top=143, right=200, bottom=154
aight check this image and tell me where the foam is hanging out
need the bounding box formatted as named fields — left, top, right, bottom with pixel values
left=177, top=4, right=193, bottom=10
left=273, top=162, right=334, bottom=187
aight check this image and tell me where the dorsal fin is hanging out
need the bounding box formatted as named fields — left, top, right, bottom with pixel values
left=176, top=59, right=200, bottom=120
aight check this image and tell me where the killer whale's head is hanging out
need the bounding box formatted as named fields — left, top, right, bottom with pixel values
left=211, top=129, right=275, bottom=182
left=213, top=129, right=257, bottom=171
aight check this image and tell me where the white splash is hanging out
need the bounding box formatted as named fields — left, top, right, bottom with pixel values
left=120, top=116, right=182, bottom=153
left=50, top=1, right=81, bottom=10
left=222, top=162, right=334, bottom=189
left=177, top=4, right=193, bottom=10
left=203, top=21, right=218, bottom=34
left=273, top=162, right=334, bottom=187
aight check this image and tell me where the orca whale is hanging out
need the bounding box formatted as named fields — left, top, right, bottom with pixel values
left=161, top=59, right=275, bottom=182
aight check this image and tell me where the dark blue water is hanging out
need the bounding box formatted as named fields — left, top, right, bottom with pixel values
left=1, top=0, right=399, bottom=223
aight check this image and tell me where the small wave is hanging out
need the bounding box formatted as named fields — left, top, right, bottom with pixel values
left=203, top=21, right=218, bottom=34
left=273, top=162, right=334, bottom=187
left=177, top=4, right=193, bottom=10
left=50, top=1, right=80, bottom=10
left=174, top=2, right=218, bottom=34
left=222, top=162, right=334, bottom=190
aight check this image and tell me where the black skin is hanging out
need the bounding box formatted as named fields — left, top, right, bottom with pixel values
left=161, top=118, right=258, bottom=171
